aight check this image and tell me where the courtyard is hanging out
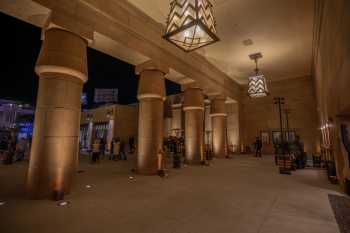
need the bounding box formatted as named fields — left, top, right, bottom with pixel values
left=0, top=155, right=341, bottom=233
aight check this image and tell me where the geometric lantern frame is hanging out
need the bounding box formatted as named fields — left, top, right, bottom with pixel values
left=163, top=0, right=220, bottom=52
left=248, top=53, right=269, bottom=98
left=248, top=74, right=269, bottom=98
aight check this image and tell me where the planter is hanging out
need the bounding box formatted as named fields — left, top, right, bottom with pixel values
left=277, top=155, right=293, bottom=175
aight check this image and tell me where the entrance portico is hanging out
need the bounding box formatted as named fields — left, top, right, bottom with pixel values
left=1, top=0, right=350, bottom=232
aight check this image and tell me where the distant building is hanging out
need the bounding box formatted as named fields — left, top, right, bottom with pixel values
left=93, top=88, right=118, bottom=104
left=80, top=103, right=138, bottom=151
left=0, top=99, right=35, bottom=139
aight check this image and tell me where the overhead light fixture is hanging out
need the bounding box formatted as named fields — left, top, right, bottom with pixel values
left=248, top=53, right=269, bottom=98
left=163, top=0, right=219, bottom=52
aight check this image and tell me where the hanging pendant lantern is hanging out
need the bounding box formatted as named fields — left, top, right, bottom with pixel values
left=248, top=53, right=269, bottom=98
left=163, top=0, right=219, bottom=52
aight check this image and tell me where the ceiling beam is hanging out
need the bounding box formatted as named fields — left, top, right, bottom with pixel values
left=0, top=0, right=242, bottom=101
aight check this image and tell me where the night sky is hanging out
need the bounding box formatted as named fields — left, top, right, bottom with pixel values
left=0, top=12, right=181, bottom=107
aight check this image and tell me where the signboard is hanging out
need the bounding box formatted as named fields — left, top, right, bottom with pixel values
left=94, top=89, right=118, bottom=104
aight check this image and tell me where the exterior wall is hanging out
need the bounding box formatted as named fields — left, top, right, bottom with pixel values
left=114, top=105, right=138, bottom=143
left=240, top=76, right=319, bottom=155
left=81, top=105, right=115, bottom=125
left=313, top=0, right=350, bottom=185
left=80, top=104, right=138, bottom=147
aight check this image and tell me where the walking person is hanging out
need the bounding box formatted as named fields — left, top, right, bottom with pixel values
left=295, top=135, right=305, bottom=168
left=109, top=139, right=115, bottom=160
left=100, top=138, right=106, bottom=160
left=1, top=136, right=10, bottom=165
left=113, top=139, right=120, bottom=161
left=15, top=138, right=27, bottom=162
left=173, top=140, right=181, bottom=169
left=157, top=148, right=165, bottom=177
left=91, top=140, right=101, bottom=163
left=254, top=137, right=263, bottom=158
left=7, top=133, right=17, bottom=164
left=129, top=137, right=135, bottom=153
left=120, top=140, right=126, bottom=160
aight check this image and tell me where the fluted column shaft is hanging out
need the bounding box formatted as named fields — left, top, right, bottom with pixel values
left=136, top=62, right=168, bottom=175
left=211, top=97, right=228, bottom=158
left=27, top=28, right=88, bottom=199
left=183, top=88, right=204, bottom=165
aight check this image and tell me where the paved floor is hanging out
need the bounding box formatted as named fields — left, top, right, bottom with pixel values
left=0, top=155, right=342, bottom=233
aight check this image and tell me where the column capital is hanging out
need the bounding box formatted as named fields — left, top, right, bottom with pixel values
left=181, top=82, right=201, bottom=92
left=135, top=60, right=169, bottom=75
left=183, top=87, right=204, bottom=111
left=35, top=28, right=88, bottom=83
left=210, top=95, right=227, bottom=117
left=137, top=63, right=166, bottom=101
left=212, top=95, right=227, bottom=101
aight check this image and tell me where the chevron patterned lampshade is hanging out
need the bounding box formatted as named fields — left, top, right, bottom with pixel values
left=248, top=74, right=269, bottom=98
left=163, top=0, right=219, bottom=52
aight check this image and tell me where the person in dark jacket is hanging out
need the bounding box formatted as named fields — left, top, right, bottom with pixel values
left=129, top=137, right=135, bottom=153
left=254, top=137, right=263, bottom=157
left=120, top=141, right=126, bottom=160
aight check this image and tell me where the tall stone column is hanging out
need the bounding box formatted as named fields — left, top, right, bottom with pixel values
left=164, top=99, right=173, bottom=137
left=171, top=103, right=183, bottom=137
left=27, top=28, right=88, bottom=199
left=211, top=96, right=228, bottom=158
left=183, top=87, right=204, bottom=165
left=136, top=61, right=169, bottom=175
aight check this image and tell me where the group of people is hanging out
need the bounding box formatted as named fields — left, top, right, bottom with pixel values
left=253, top=134, right=307, bottom=169
left=0, top=133, right=30, bottom=165
left=164, top=136, right=183, bottom=155
left=90, top=136, right=136, bottom=163
left=254, top=135, right=305, bottom=153
left=110, top=138, right=126, bottom=161
left=164, top=136, right=184, bottom=168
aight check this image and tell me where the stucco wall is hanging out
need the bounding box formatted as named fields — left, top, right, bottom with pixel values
left=226, top=103, right=240, bottom=152
left=240, top=76, right=319, bottom=155
left=313, top=0, right=350, bottom=184
left=81, top=104, right=138, bottom=144
left=113, top=105, right=138, bottom=143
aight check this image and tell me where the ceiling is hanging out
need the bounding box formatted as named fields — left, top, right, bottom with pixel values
left=127, top=0, right=315, bottom=84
